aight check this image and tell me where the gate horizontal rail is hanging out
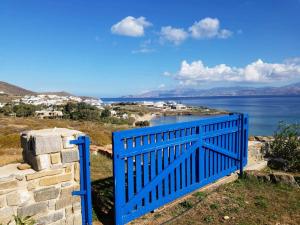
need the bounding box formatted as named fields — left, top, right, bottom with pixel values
left=113, top=113, right=249, bottom=225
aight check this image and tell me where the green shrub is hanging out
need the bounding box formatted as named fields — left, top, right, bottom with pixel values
left=269, top=122, right=300, bottom=172
left=135, top=120, right=150, bottom=127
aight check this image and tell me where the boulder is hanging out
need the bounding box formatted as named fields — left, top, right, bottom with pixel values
left=270, top=172, right=299, bottom=188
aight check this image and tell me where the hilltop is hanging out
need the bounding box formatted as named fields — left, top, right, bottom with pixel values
left=0, top=81, right=35, bottom=96
left=0, top=81, right=73, bottom=97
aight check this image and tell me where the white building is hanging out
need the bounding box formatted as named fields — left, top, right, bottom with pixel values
left=153, top=101, right=165, bottom=108
left=35, top=110, right=63, bottom=119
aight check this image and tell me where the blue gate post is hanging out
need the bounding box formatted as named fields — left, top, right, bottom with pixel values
left=71, top=136, right=93, bottom=225
left=239, top=113, right=245, bottom=177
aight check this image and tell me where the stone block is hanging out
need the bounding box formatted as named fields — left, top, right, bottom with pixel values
left=6, top=191, right=21, bottom=206
left=33, top=135, right=62, bottom=155
left=26, top=169, right=63, bottom=181
left=72, top=202, right=81, bottom=212
left=55, top=197, right=73, bottom=210
left=0, top=207, right=14, bottom=224
left=0, top=196, right=6, bottom=208
left=17, top=202, right=47, bottom=217
left=73, top=213, right=82, bottom=225
left=60, top=186, right=74, bottom=198
left=34, top=187, right=60, bottom=202
left=51, top=153, right=61, bottom=164
left=65, top=206, right=73, bottom=217
left=74, top=162, right=80, bottom=182
left=0, top=178, right=18, bottom=190
left=35, top=154, right=51, bottom=171
left=61, top=150, right=79, bottom=164
left=39, top=173, right=72, bottom=186
left=36, top=211, right=64, bottom=225
left=62, top=136, right=76, bottom=149
left=17, top=163, right=31, bottom=170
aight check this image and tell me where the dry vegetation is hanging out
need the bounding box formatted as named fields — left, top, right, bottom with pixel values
left=129, top=178, right=300, bottom=225
left=0, top=115, right=128, bottom=166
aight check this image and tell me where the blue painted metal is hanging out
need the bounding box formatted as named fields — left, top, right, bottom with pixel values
left=71, top=136, right=93, bottom=225
left=113, top=113, right=249, bottom=225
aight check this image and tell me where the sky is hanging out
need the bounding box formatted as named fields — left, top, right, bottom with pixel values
left=0, top=0, right=300, bottom=97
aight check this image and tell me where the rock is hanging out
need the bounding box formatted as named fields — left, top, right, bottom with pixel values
left=248, top=136, right=255, bottom=141
left=74, top=162, right=80, bottom=182
left=55, top=197, right=73, bottom=210
left=0, top=196, right=6, bottom=208
left=17, top=163, right=31, bottom=170
left=6, top=191, right=21, bottom=206
left=17, top=202, right=48, bottom=217
left=61, top=150, right=79, bottom=164
left=26, top=169, right=63, bottom=181
left=223, top=216, right=230, bottom=220
left=33, top=135, right=62, bottom=155
left=0, top=178, right=18, bottom=190
left=39, top=173, right=72, bottom=186
left=35, top=154, right=51, bottom=171
left=0, top=207, right=14, bottom=224
left=34, top=187, right=60, bottom=202
left=268, top=158, right=289, bottom=171
left=270, top=172, right=299, bottom=188
left=36, top=211, right=64, bottom=225
left=51, top=153, right=61, bottom=164
left=62, top=136, right=76, bottom=149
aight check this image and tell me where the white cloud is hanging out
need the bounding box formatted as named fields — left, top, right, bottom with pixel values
left=158, top=84, right=166, bottom=89
left=131, top=39, right=155, bottom=54
left=111, top=16, right=152, bottom=37
left=189, top=17, right=232, bottom=39
left=173, top=58, right=300, bottom=85
left=160, top=26, right=188, bottom=45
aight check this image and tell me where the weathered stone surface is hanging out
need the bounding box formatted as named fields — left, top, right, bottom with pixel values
left=26, top=169, right=63, bottom=181
left=0, top=196, right=6, bottom=208
left=36, top=154, right=51, bottom=171
left=55, top=197, right=73, bottom=210
left=270, top=172, right=299, bottom=188
left=0, top=178, right=18, bottom=190
left=73, top=213, right=82, bottom=225
left=49, top=219, right=66, bottom=225
left=74, top=162, right=80, bottom=182
left=0, top=207, right=14, bottom=224
left=17, top=163, right=31, bottom=170
left=62, top=136, right=76, bottom=149
left=39, top=173, right=72, bottom=186
left=72, top=202, right=81, bottom=212
left=33, top=135, right=62, bottom=155
left=65, top=165, right=72, bottom=173
left=36, top=211, right=64, bottom=225
left=6, top=191, right=21, bottom=206
left=17, top=202, right=47, bottom=217
left=51, top=153, right=61, bottom=164
left=34, top=187, right=60, bottom=202
left=65, top=206, right=73, bottom=217
left=61, top=150, right=79, bottom=164
left=60, top=186, right=74, bottom=198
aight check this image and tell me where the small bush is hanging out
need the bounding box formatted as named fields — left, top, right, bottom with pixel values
left=269, top=122, right=300, bottom=172
left=135, top=120, right=150, bottom=127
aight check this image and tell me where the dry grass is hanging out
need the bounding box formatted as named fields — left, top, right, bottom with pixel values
left=0, top=115, right=128, bottom=166
left=129, top=178, right=300, bottom=225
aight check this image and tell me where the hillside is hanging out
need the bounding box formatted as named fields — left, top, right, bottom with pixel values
left=123, top=82, right=300, bottom=98
left=0, top=81, right=35, bottom=96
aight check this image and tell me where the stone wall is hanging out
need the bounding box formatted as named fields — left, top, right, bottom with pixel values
left=0, top=128, right=83, bottom=225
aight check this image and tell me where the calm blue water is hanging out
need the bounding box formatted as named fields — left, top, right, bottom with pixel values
left=102, top=96, right=300, bottom=136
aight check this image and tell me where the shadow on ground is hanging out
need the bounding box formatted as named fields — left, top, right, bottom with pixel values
left=92, top=177, right=114, bottom=225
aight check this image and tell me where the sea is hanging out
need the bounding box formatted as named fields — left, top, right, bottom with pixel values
left=102, top=96, right=300, bottom=136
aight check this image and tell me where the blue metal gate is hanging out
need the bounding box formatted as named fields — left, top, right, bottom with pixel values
left=113, top=113, right=248, bottom=225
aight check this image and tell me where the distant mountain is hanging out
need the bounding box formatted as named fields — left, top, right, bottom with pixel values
left=123, top=82, right=300, bottom=98
left=0, top=81, right=35, bottom=96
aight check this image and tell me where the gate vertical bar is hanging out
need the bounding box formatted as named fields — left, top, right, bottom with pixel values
left=239, top=114, right=244, bottom=177
left=71, top=136, right=93, bottom=225
left=113, top=133, right=125, bottom=225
